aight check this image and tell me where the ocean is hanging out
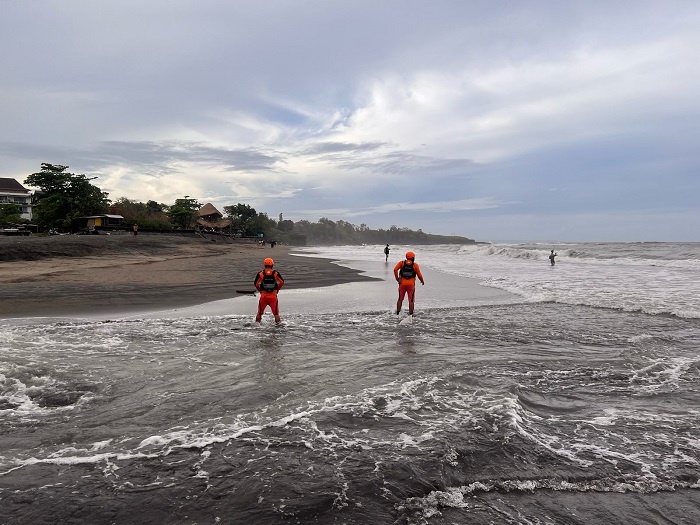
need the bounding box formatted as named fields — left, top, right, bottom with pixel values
left=1, top=242, right=699, bottom=524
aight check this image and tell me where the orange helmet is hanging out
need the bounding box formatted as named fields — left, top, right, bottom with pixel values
left=264, top=258, right=274, bottom=267
left=405, top=251, right=415, bottom=259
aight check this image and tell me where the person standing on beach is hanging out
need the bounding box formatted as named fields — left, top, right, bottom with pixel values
left=549, top=249, right=557, bottom=266
left=384, top=244, right=390, bottom=262
left=393, top=251, right=425, bottom=316
left=254, top=257, right=285, bottom=323
left=133, top=224, right=139, bottom=237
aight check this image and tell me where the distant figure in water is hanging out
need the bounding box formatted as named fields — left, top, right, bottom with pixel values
left=133, top=224, right=139, bottom=237
left=394, top=251, right=425, bottom=316
left=549, top=249, right=557, bottom=266
left=254, top=257, right=285, bottom=323
left=384, top=244, right=390, bottom=262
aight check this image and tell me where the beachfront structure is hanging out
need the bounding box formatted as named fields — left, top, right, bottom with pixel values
left=0, top=178, right=33, bottom=220
left=72, top=214, right=124, bottom=233
left=197, top=203, right=232, bottom=232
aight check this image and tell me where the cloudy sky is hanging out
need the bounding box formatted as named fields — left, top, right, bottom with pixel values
left=1, top=1, right=698, bottom=241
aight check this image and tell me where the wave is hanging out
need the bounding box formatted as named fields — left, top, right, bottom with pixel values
left=0, top=363, right=98, bottom=418
left=300, top=242, right=700, bottom=318
left=398, top=475, right=700, bottom=521
left=466, top=243, right=700, bottom=269
left=416, top=243, right=700, bottom=319
left=481, top=245, right=544, bottom=260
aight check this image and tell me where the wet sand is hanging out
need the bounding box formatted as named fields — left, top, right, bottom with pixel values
left=0, top=235, right=376, bottom=318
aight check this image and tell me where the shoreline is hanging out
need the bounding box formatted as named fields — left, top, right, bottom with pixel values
left=0, top=235, right=377, bottom=319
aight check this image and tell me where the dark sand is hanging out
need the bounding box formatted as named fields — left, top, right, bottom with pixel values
left=0, top=234, right=374, bottom=318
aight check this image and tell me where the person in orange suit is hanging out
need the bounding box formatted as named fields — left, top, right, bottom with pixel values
left=254, top=257, right=285, bottom=323
left=393, top=251, right=425, bottom=316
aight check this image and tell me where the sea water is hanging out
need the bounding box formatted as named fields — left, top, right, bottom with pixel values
left=1, top=242, right=699, bottom=524
left=307, top=241, right=700, bottom=318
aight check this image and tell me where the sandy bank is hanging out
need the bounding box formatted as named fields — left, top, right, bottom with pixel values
left=0, top=235, right=376, bottom=318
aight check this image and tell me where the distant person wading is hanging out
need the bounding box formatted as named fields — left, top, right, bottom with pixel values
left=549, top=249, right=557, bottom=266
left=384, top=244, right=390, bottom=262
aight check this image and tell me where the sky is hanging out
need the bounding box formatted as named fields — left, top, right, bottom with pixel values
left=1, top=1, right=699, bottom=242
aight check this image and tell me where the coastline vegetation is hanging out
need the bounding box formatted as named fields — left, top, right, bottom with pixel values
left=19, top=163, right=474, bottom=245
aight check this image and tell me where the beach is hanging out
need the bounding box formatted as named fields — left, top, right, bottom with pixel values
left=1, top=241, right=699, bottom=524
left=0, top=234, right=376, bottom=318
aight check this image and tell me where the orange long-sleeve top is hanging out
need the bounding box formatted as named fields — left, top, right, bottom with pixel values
left=393, top=260, right=424, bottom=286
left=254, top=269, right=285, bottom=297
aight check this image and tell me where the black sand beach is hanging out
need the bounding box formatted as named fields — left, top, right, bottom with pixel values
left=0, top=235, right=375, bottom=318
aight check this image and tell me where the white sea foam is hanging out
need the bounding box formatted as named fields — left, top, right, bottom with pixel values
left=628, top=334, right=654, bottom=343
left=297, top=242, right=700, bottom=318
left=400, top=474, right=700, bottom=520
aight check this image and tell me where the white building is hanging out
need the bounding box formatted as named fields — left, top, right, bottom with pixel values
left=0, top=178, right=33, bottom=220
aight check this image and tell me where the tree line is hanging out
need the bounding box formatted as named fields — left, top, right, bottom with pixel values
left=7, top=163, right=473, bottom=245
left=290, top=218, right=473, bottom=245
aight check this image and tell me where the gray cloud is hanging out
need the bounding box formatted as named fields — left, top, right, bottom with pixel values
left=302, top=142, right=387, bottom=156
left=1, top=1, right=699, bottom=240
left=322, top=152, right=476, bottom=176
left=0, top=140, right=285, bottom=176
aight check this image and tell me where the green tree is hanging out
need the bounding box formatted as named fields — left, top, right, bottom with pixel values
left=112, top=197, right=172, bottom=229
left=224, top=203, right=257, bottom=222
left=167, top=196, right=201, bottom=229
left=146, top=200, right=165, bottom=215
left=278, top=219, right=294, bottom=232
left=25, top=163, right=110, bottom=230
left=113, top=197, right=148, bottom=221
left=248, top=212, right=277, bottom=238
left=223, top=203, right=258, bottom=234
left=288, top=217, right=473, bottom=246
left=0, top=203, right=22, bottom=224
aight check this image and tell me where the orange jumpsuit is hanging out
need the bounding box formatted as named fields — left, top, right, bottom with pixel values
left=393, top=260, right=424, bottom=303
left=254, top=269, right=285, bottom=317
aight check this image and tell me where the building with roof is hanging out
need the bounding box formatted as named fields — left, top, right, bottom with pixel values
left=0, top=178, right=33, bottom=220
left=197, top=203, right=232, bottom=232
left=71, top=214, right=124, bottom=233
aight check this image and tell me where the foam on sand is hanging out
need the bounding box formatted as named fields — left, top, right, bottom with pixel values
left=136, top=258, right=519, bottom=320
